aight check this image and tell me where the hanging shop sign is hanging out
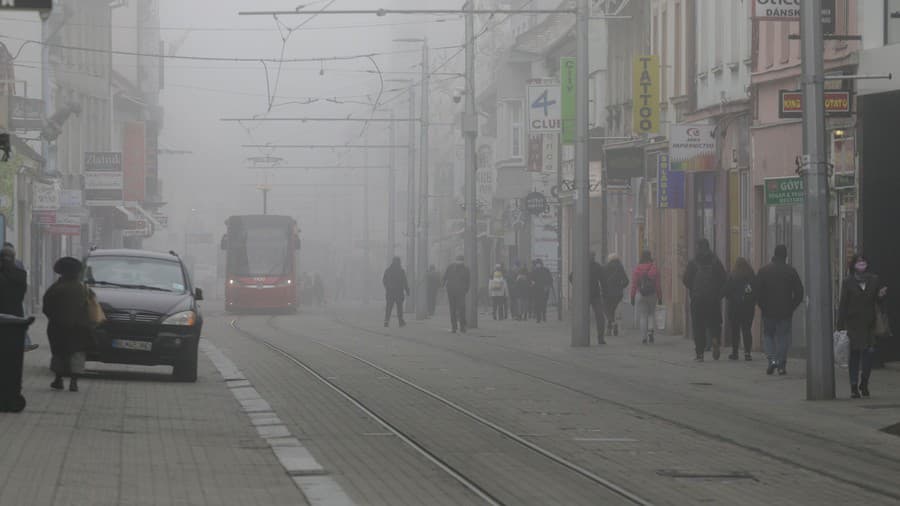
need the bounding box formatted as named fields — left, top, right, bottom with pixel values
left=765, top=176, right=805, bottom=206
left=669, top=124, right=716, bottom=172
left=657, top=153, right=686, bottom=209
left=751, top=0, right=835, bottom=34
left=32, top=180, right=59, bottom=211
left=605, top=146, right=643, bottom=188
left=0, top=1, right=53, bottom=10
left=527, top=134, right=559, bottom=173
left=84, top=151, right=123, bottom=206
left=527, top=81, right=561, bottom=133
left=524, top=191, right=548, bottom=215
left=779, top=90, right=851, bottom=119
left=632, top=55, right=660, bottom=135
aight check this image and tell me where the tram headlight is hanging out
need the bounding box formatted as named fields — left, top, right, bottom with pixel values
left=276, top=279, right=293, bottom=287
left=228, top=279, right=236, bottom=286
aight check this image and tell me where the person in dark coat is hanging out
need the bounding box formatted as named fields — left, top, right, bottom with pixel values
left=683, top=238, right=727, bottom=362
left=1, top=243, right=38, bottom=351
left=43, top=257, right=91, bottom=392
left=604, top=253, right=629, bottom=337
left=837, top=254, right=888, bottom=399
left=382, top=257, right=409, bottom=327
left=569, top=253, right=608, bottom=343
left=312, top=273, right=325, bottom=307
left=530, top=259, right=553, bottom=323
left=755, top=244, right=804, bottom=375
left=442, top=255, right=471, bottom=333
left=723, top=257, right=756, bottom=361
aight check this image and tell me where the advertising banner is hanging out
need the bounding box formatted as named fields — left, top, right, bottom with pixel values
left=560, top=57, right=576, bottom=144
left=779, top=90, right=851, bottom=118
left=657, top=153, right=685, bottom=209
left=59, top=189, right=83, bottom=208
left=751, top=0, right=835, bottom=34
left=633, top=55, right=660, bottom=135
left=670, top=124, right=716, bottom=171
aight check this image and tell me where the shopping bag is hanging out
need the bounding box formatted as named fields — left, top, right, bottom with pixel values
left=833, top=330, right=849, bottom=367
left=655, top=305, right=667, bottom=331
left=875, top=310, right=892, bottom=338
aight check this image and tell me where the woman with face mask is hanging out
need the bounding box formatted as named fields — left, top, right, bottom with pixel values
left=837, top=254, right=888, bottom=398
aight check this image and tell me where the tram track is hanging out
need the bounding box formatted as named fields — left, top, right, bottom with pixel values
left=322, top=314, right=900, bottom=504
left=230, top=317, right=652, bottom=506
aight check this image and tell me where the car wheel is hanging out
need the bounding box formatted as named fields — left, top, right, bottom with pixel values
left=173, top=342, right=199, bottom=383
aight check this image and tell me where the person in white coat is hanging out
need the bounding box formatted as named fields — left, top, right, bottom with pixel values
left=489, top=269, right=509, bottom=320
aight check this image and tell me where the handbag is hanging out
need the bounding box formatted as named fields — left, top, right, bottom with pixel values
left=875, top=309, right=892, bottom=338
left=86, top=287, right=106, bottom=326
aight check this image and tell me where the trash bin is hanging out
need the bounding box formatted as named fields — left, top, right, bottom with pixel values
left=0, top=314, right=34, bottom=413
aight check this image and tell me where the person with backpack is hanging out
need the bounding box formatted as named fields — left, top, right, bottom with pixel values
left=604, top=253, right=630, bottom=337
left=489, top=267, right=509, bottom=320
left=723, top=257, right=756, bottom=361
left=755, top=244, right=804, bottom=375
left=683, top=239, right=727, bottom=361
left=631, top=250, right=662, bottom=344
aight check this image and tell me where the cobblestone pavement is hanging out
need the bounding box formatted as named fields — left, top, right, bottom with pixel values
left=0, top=319, right=306, bottom=506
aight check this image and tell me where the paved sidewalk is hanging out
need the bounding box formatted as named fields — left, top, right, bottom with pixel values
left=0, top=319, right=306, bottom=506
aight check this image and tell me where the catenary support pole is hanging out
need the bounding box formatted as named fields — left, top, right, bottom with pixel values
left=388, top=112, right=397, bottom=261
left=801, top=0, right=835, bottom=400
left=571, top=0, right=591, bottom=347
left=415, top=41, right=430, bottom=320
left=464, top=1, right=479, bottom=329
left=407, top=86, right=417, bottom=302
left=364, top=136, right=371, bottom=302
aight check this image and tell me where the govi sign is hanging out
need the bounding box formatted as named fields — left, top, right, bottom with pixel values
left=765, top=176, right=804, bottom=206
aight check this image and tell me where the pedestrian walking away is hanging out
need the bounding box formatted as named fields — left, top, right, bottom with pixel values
left=588, top=253, right=607, bottom=344
left=489, top=267, right=509, bottom=321
left=604, top=253, right=629, bottom=337
left=443, top=255, right=470, bottom=333
left=632, top=250, right=662, bottom=345
left=513, top=268, right=531, bottom=320
left=1, top=243, right=37, bottom=351
left=382, top=257, right=410, bottom=327
left=723, top=257, right=757, bottom=361
left=42, top=257, right=93, bottom=392
left=683, top=239, right=727, bottom=361
left=755, top=244, right=804, bottom=375
left=530, top=259, right=553, bottom=323
left=313, top=273, right=325, bottom=307
left=837, top=254, right=888, bottom=399
left=426, top=265, right=441, bottom=317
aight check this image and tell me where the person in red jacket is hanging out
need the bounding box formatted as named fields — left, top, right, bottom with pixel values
left=631, top=250, right=662, bottom=344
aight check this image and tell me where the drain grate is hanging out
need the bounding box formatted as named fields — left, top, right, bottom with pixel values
left=880, top=422, right=900, bottom=436
left=657, top=469, right=758, bottom=481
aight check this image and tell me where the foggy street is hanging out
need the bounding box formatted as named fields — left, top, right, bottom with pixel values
left=4, top=0, right=900, bottom=505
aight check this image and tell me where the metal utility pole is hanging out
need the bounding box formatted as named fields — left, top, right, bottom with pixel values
left=800, top=0, right=835, bottom=400
left=464, top=1, right=479, bottom=329
left=388, top=111, right=397, bottom=261
left=364, top=136, right=371, bottom=302
left=258, top=185, right=271, bottom=215
left=571, top=0, right=591, bottom=347
left=415, top=41, right=430, bottom=320
left=407, top=86, right=417, bottom=301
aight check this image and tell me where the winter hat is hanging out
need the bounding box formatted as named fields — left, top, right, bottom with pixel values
left=53, top=257, right=83, bottom=277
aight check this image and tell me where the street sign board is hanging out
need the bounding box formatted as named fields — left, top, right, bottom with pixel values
left=524, top=191, right=547, bottom=215
left=8, top=96, right=43, bottom=130
left=32, top=180, right=59, bottom=211
left=657, top=153, right=686, bottom=209
left=751, top=0, right=836, bottom=34
left=765, top=176, right=805, bottom=206
left=527, top=82, right=561, bottom=133
left=58, top=189, right=82, bottom=208
left=560, top=57, right=576, bottom=144
left=669, top=124, right=716, bottom=171
left=0, top=0, right=53, bottom=10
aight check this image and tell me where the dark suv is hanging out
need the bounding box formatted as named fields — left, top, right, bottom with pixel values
left=84, top=249, right=204, bottom=382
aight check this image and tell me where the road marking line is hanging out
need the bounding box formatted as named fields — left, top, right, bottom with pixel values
left=202, top=338, right=356, bottom=505
left=574, top=438, right=639, bottom=442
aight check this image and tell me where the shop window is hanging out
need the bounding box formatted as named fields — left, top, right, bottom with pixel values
left=887, top=0, right=900, bottom=45
left=694, top=172, right=717, bottom=251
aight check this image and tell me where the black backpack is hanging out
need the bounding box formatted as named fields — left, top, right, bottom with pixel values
left=691, top=262, right=720, bottom=301
left=639, top=271, right=656, bottom=296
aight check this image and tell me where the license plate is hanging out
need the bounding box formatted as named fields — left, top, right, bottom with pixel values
left=111, top=339, right=153, bottom=351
